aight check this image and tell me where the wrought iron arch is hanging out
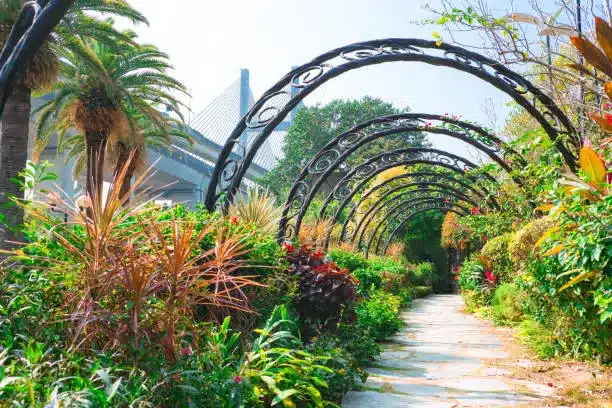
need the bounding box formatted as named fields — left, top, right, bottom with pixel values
left=364, top=197, right=471, bottom=257
left=279, top=113, right=519, bottom=242
left=303, top=148, right=495, bottom=245
left=206, top=38, right=579, bottom=212
left=378, top=206, right=470, bottom=257
left=351, top=183, right=478, bottom=248
left=0, top=0, right=72, bottom=116
left=365, top=198, right=470, bottom=257
left=340, top=171, right=495, bottom=244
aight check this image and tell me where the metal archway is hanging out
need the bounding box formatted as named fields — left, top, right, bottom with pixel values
left=365, top=199, right=470, bottom=257
left=0, top=1, right=72, bottom=117
left=340, top=171, right=495, bottom=244
left=279, top=114, right=519, bottom=241
left=378, top=206, right=470, bottom=256
left=311, top=148, right=495, bottom=243
left=365, top=197, right=472, bottom=256
left=351, top=184, right=478, bottom=248
left=206, top=38, right=579, bottom=212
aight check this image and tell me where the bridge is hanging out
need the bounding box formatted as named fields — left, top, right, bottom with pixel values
left=35, top=69, right=295, bottom=207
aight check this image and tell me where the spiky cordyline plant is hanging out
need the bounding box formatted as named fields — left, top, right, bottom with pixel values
left=12, top=155, right=262, bottom=360
left=227, top=188, right=284, bottom=236
left=298, top=216, right=334, bottom=251
left=386, top=242, right=406, bottom=260
left=33, top=33, right=187, bottom=206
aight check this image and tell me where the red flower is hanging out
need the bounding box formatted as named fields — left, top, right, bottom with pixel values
left=471, top=206, right=480, bottom=215
left=231, top=216, right=239, bottom=225
left=282, top=242, right=295, bottom=253
left=605, top=113, right=612, bottom=125
left=484, top=270, right=497, bottom=284
left=180, top=346, right=193, bottom=356
left=233, top=375, right=243, bottom=384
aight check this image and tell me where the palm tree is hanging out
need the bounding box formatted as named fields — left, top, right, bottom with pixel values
left=61, top=111, right=192, bottom=200
left=0, top=0, right=147, bottom=248
left=33, top=37, right=187, bottom=204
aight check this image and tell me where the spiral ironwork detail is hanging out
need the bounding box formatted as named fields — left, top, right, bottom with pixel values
left=207, top=38, right=579, bottom=214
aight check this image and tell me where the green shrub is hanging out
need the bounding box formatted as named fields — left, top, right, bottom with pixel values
left=516, top=319, right=556, bottom=359
left=353, top=268, right=382, bottom=295
left=509, top=217, right=554, bottom=265
left=481, top=233, right=513, bottom=280
left=462, top=289, right=490, bottom=313
left=411, top=262, right=434, bottom=286
left=457, top=255, right=484, bottom=292
left=412, top=286, right=432, bottom=298
left=356, top=291, right=403, bottom=340
left=491, top=283, right=523, bottom=324
left=368, top=256, right=407, bottom=275
left=328, top=249, right=369, bottom=272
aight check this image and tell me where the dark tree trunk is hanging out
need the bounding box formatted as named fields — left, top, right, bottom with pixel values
left=85, top=130, right=108, bottom=208
left=0, top=81, right=31, bottom=251
left=113, top=143, right=136, bottom=202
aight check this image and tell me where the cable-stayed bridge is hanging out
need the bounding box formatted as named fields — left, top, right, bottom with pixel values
left=36, top=69, right=294, bottom=207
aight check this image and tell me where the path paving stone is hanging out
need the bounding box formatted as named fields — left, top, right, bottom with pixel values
left=342, top=295, right=550, bottom=407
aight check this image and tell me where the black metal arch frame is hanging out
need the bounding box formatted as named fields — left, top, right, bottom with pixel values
left=358, top=190, right=474, bottom=254
left=206, top=38, right=580, bottom=213
left=351, top=183, right=477, bottom=249
left=340, top=171, right=496, bottom=244
left=310, top=147, right=495, bottom=245
left=278, top=113, right=519, bottom=242
left=365, top=198, right=470, bottom=257
left=380, top=203, right=471, bottom=256
left=0, top=0, right=72, bottom=117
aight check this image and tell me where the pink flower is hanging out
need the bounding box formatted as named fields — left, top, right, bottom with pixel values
left=233, top=375, right=243, bottom=384
left=484, top=270, right=497, bottom=284
left=180, top=346, right=193, bottom=356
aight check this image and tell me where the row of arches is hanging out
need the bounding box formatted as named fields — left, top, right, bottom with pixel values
left=204, top=39, right=580, bottom=257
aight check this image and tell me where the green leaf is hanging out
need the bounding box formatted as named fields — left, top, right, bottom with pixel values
left=272, top=389, right=298, bottom=405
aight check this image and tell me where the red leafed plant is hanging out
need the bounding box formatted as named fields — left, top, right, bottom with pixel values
left=286, top=245, right=358, bottom=329
left=16, top=155, right=262, bottom=361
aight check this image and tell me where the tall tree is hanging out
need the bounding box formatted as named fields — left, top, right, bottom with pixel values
left=0, top=0, right=147, bottom=249
left=259, top=96, right=429, bottom=198
left=60, top=110, right=192, bottom=200
left=33, top=36, right=186, bottom=204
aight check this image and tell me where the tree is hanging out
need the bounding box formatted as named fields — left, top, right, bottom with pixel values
left=32, top=35, right=186, bottom=205
left=61, top=110, right=192, bottom=200
left=259, top=96, right=429, bottom=198
left=0, top=0, right=147, bottom=249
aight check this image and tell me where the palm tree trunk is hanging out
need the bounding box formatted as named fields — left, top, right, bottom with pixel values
left=85, top=130, right=108, bottom=208
left=113, top=143, right=135, bottom=202
left=0, top=81, right=31, bottom=251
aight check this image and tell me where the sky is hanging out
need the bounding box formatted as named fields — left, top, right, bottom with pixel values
left=117, top=0, right=549, bottom=162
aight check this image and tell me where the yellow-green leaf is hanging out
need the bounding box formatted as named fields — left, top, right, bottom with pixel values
left=536, top=203, right=553, bottom=212
left=534, top=226, right=559, bottom=248
left=579, top=146, right=607, bottom=184
left=543, top=244, right=564, bottom=257
left=559, top=270, right=599, bottom=292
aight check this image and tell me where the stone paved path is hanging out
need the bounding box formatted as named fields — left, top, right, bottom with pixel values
left=342, top=295, right=551, bottom=408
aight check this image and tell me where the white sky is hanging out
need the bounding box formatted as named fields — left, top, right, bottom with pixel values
left=118, top=0, right=556, bottom=162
